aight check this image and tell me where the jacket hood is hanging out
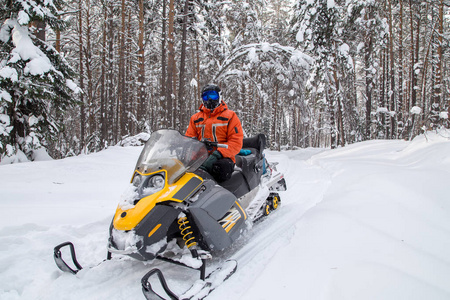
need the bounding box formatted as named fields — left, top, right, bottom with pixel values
left=198, top=100, right=228, bottom=115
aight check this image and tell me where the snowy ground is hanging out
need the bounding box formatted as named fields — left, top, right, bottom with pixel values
left=1, top=131, right=450, bottom=300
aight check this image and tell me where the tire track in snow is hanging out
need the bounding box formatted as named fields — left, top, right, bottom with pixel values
left=207, top=150, right=332, bottom=299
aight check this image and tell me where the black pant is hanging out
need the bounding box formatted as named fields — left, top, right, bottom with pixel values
left=196, top=158, right=234, bottom=183
left=210, top=158, right=235, bottom=182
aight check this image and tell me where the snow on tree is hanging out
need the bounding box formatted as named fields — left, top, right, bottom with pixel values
left=0, top=0, right=79, bottom=163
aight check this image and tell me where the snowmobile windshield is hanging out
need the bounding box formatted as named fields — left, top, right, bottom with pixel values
left=135, top=129, right=209, bottom=184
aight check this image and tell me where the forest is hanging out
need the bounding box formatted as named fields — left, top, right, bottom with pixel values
left=0, top=0, right=449, bottom=161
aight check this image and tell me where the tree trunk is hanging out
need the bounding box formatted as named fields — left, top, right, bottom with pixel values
left=118, top=0, right=127, bottom=138
left=161, top=0, right=167, bottom=128
left=388, top=0, right=396, bottom=139
left=32, top=20, right=46, bottom=41
left=126, top=11, right=133, bottom=134
left=137, top=0, right=146, bottom=131
left=408, top=0, right=418, bottom=139
left=332, top=48, right=345, bottom=147
left=55, top=16, right=60, bottom=52
left=326, top=69, right=337, bottom=149
left=379, top=47, right=386, bottom=138
left=195, top=32, right=200, bottom=97
left=398, top=0, right=404, bottom=137
left=78, top=0, right=85, bottom=150
left=166, top=0, right=175, bottom=128
left=178, top=0, right=191, bottom=130
left=100, top=3, right=107, bottom=146
left=333, top=68, right=345, bottom=147
left=432, top=0, right=443, bottom=129
left=364, top=8, right=373, bottom=140
left=272, top=81, right=278, bottom=149
left=108, top=3, right=115, bottom=143
left=86, top=0, right=94, bottom=138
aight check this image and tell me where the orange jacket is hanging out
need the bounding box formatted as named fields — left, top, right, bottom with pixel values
left=185, top=101, right=243, bottom=162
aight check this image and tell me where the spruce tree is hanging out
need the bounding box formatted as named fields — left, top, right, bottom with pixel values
left=0, top=0, right=78, bottom=162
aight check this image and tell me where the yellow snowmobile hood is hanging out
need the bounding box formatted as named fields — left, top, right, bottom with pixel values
left=113, top=170, right=203, bottom=231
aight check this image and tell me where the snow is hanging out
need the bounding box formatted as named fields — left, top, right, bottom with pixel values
left=118, top=183, right=139, bottom=210
left=31, top=147, right=53, bottom=161
left=296, top=26, right=305, bottom=42
left=0, top=90, right=12, bottom=102
left=247, top=47, right=258, bottom=63
left=5, top=19, right=53, bottom=76
left=327, top=0, right=336, bottom=9
left=0, top=66, right=19, bottom=82
left=339, top=43, right=349, bottom=56
left=17, top=11, right=30, bottom=25
left=65, top=79, right=81, bottom=94
left=110, top=229, right=142, bottom=254
left=411, top=106, right=422, bottom=115
left=377, top=107, right=389, bottom=113
left=1, top=131, right=450, bottom=299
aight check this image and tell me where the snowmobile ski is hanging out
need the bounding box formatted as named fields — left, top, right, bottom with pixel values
left=53, top=241, right=111, bottom=274
left=142, top=259, right=237, bottom=300
left=53, top=242, right=83, bottom=274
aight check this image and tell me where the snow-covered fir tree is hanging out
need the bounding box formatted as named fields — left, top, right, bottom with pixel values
left=0, top=0, right=78, bottom=162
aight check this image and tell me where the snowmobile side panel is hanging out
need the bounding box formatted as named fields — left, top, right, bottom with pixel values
left=137, top=205, right=179, bottom=237
left=189, top=207, right=233, bottom=250
left=172, top=177, right=203, bottom=201
left=190, top=180, right=236, bottom=220
left=218, top=201, right=247, bottom=243
left=187, top=180, right=247, bottom=251
left=109, top=204, right=180, bottom=261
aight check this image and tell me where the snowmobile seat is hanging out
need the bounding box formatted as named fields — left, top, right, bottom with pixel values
left=241, top=134, right=266, bottom=159
left=220, top=134, right=266, bottom=198
left=219, top=169, right=248, bottom=198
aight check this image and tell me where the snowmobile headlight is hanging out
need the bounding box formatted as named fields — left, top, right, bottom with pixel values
left=149, top=174, right=165, bottom=189
left=140, top=174, right=166, bottom=198
left=132, top=174, right=142, bottom=187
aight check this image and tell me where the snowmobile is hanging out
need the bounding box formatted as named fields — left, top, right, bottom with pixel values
left=53, top=129, right=286, bottom=299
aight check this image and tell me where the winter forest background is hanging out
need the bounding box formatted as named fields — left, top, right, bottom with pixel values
left=1, top=0, right=449, bottom=162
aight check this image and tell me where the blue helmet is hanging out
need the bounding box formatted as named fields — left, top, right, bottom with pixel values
left=201, top=84, right=221, bottom=110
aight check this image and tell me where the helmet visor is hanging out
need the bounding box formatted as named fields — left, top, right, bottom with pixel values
left=201, top=90, right=220, bottom=101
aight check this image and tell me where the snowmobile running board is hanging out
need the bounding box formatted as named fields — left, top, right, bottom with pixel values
left=142, top=260, right=237, bottom=300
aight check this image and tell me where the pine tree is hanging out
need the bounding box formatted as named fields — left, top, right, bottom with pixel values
left=0, top=0, right=78, bottom=162
left=292, top=0, right=348, bottom=148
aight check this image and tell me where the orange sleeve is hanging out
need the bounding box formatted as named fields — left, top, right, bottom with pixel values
left=217, top=112, right=243, bottom=161
left=185, top=115, right=199, bottom=139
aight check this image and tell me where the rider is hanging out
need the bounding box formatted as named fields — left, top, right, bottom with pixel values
left=185, top=84, right=243, bottom=182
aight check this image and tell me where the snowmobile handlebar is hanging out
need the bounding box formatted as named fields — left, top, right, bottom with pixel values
left=201, top=139, right=228, bottom=149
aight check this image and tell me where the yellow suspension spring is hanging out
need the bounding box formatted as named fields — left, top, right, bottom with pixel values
left=177, top=217, right=197, bottom=248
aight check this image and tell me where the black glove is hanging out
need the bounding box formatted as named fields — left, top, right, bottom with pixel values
left=200, top=151, right=222, bottom=173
